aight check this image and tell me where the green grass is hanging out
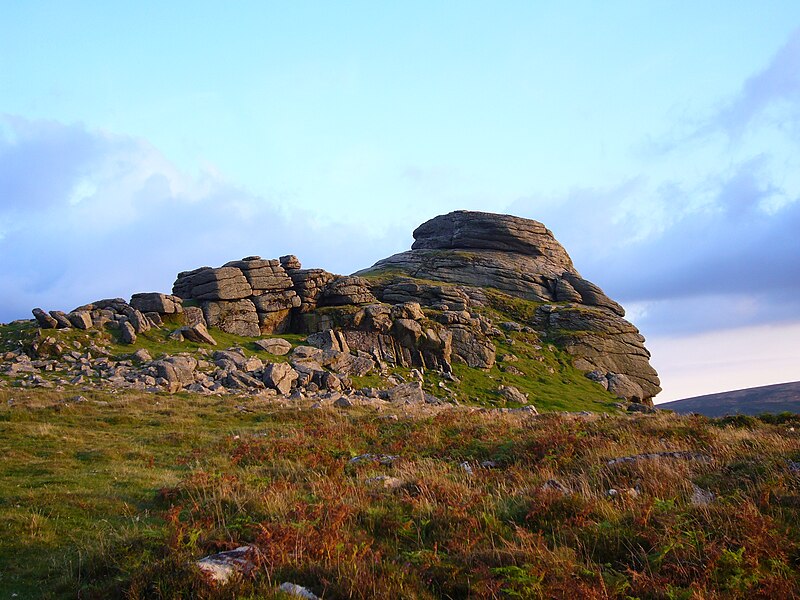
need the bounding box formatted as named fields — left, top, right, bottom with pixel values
left=1, top=391, right=799, bottom=598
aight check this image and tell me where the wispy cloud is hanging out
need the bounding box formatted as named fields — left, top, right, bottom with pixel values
left=508, top=25, right=800, bottom=337
left=0, top=117, right=403, bottom=322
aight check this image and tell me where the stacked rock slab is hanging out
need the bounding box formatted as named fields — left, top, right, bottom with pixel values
left=224, top=257, right=301, bottom=333
left=357, top=210, right=660, bottom=402
left=173, top=256, right=372, bottom=335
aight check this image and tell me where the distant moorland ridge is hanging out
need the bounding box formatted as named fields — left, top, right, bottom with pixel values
left=659, top=381, right=800, bottom=417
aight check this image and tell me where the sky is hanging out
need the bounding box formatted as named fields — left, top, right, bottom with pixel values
left=1, top=2, right=799, bottom=402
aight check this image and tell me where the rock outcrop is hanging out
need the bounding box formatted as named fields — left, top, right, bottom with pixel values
left=358, top=210, right=659, bottom=401
left=20, top=210, right=660, bottom=404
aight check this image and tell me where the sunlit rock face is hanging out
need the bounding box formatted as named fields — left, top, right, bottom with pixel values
left=359, top=211, right=660, bottom=402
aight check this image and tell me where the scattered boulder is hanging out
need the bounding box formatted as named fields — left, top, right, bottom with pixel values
left=119, top=321, right=137, bottom=344
left=32, top=308, right=58, bottom=329
left=385, top=381, right=425, bottom=404
left=333, top=395, right=354, bottom=408
left=68, top=311, right=93, bottom=330
left=498, top=385, right=528, bottom=404
left=49, top=311, right=73, bottom=329
left=132, top=349, right=152, bottom=363
left=263, top=362, right=299, bottom=395
left=178, top=323, right=217, bottom=345
left=202, top=299, right=260, bottom=337
left=196, top=546, right=257, bottom=585
left=154, top=356, right=197, bottom=392
left=254, top=337, right=292, bottom=355
left=278, top=582, right=320, bottom=600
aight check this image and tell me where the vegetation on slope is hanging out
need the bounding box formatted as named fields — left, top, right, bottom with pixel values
left=1, top=388, right=799, bottom=599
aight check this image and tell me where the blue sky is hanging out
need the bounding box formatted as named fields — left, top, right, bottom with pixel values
left=2, top=2, right=799, bottom=400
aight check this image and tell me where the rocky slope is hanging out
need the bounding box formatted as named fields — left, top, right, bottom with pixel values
left=4, top=210, right=660, bottom=407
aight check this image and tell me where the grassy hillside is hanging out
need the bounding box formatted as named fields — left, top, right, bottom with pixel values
left=659, top=381, right=800, bottom=417
left=1, top=388, right=799, bottom=598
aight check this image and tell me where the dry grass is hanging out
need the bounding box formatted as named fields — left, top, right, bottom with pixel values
left=1, top=390, right=799, bottom=598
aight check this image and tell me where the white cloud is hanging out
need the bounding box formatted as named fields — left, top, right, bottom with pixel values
left=0, top=116, right=405, bottom=322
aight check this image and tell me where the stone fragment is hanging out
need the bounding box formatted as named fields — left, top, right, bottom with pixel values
left=385, top=381, right=425, bottom=404
left=279, top=254, right=302, bottom=270
left=130, top=292, right=183, bottom=314
left=213, top=349, right=248, bottom=369
left=333, top=395, right=353, bottom=408
left=585, top=370, right=609, bottom=390
left=278, top=582, right=319, bottom=600
left=263, top=362, right=299, bottom=395
left=364, top=475, right=404, bottom=489
left=498, top=385, right=528, bottom=404
left=68, top=311, right=93, bottom=330
left=196, top=546, right=257, bottom=585
left=202, top=299, right=260, bottom=337
left=49, top=311, right=73, bottom=329
left=254, top=338, right=292, bottom=355
left=690, top=484, right=714, bottom=506
left=154, top=356, right=197, bottom=392
left=132, top=349, right=152, bottom=362
left=224, top=371, right=265, bottom=390
left=119, top=321, right=137, bottom=344
left=32, top=308, right=58, bottom=329
left=542, top=479, right=571, bottom=495
left=292, top=346, right=323, bottom=361
left=178, top=323, right=217, bottom=345
left=627, top=402, right=657, bottom=414
left=121, top=307, right=151, bottom=334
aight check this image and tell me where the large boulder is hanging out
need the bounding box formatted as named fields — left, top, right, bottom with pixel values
left=130, top=293, right=183, bottom=314
left=154, top=355, right=197, bottom=392
left=318, top=276, right=376, bottom=306
left=32, top=308, right=58, bottom=329
left=202, top=299, right=260, bottom=337
left=177, top=322, right=217, bottom=345
left=254, top=337, right=292, bottom=355
left=173, top=266, right=252, bottom=301
left=263, top=362, right=299, bottom=395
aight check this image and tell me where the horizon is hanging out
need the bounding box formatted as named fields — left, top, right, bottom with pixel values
left=2, top=2, right=799, bottom=402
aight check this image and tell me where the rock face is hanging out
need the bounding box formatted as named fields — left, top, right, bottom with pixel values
left=358, top=210, right=660, bottom=402
left=172, top=253, right=380, bottom=336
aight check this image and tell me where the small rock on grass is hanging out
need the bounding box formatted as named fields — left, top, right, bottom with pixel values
left=279, top=582, right=320, bottom=599
left=196, top=545, right=256, bottom=584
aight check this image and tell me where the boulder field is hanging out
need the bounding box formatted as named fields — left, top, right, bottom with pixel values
left=27, top=210, right=660, bottom=404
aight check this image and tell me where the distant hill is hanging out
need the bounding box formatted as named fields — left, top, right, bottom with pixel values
left=658, top=381, right=800, bottom=417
